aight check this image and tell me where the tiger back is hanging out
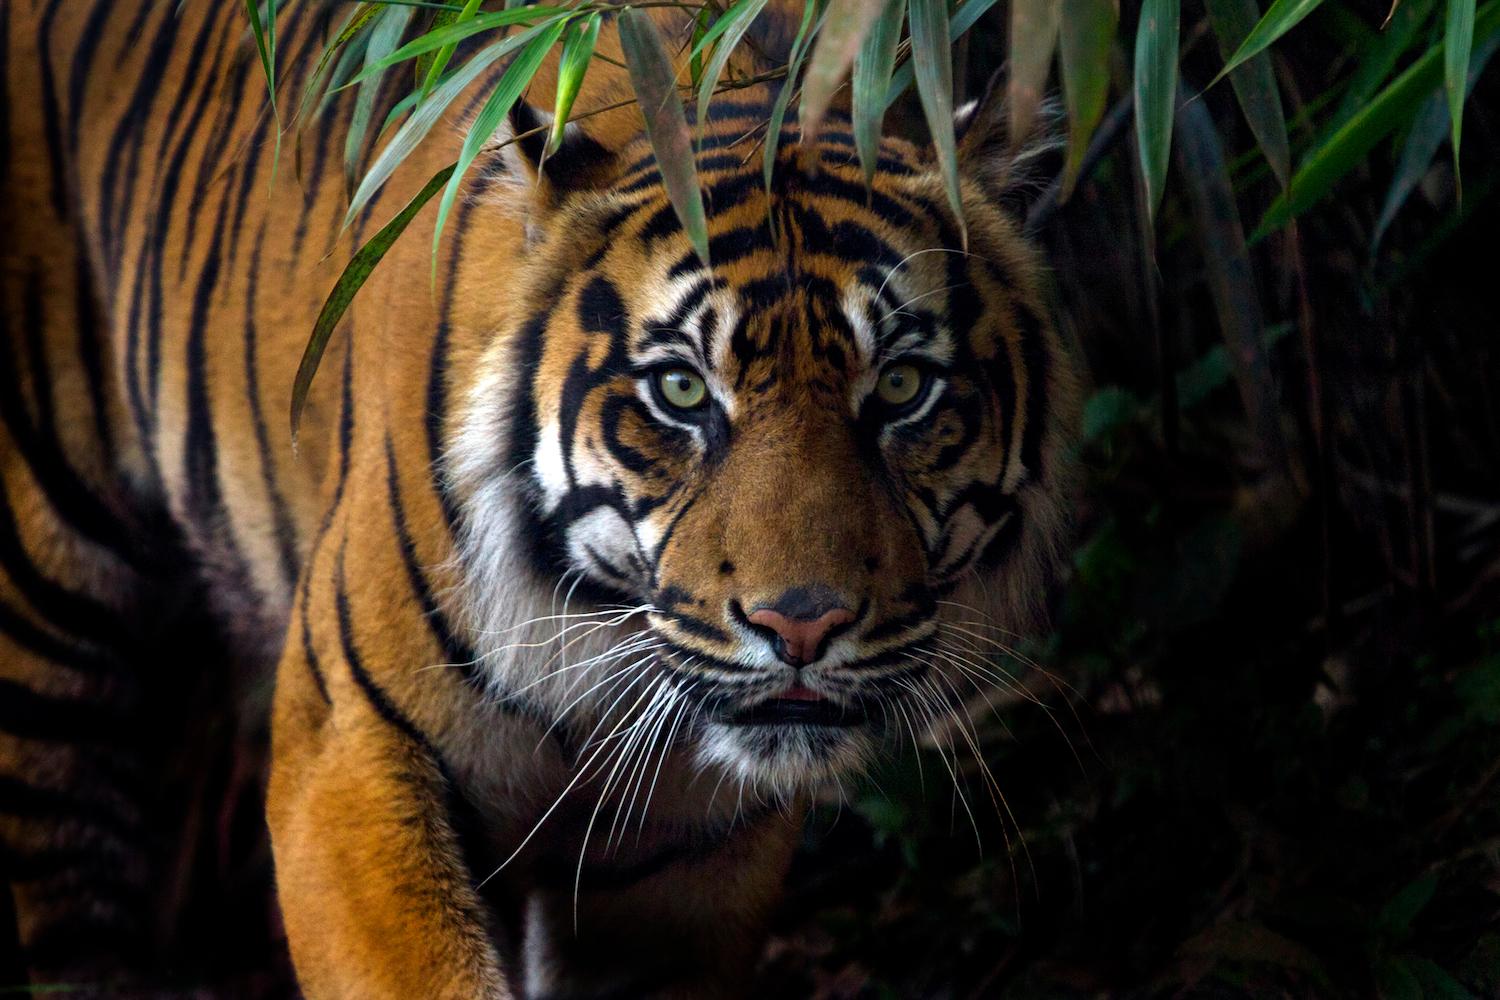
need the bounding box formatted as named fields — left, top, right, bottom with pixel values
left=0, top=1, right=1078, bottom=995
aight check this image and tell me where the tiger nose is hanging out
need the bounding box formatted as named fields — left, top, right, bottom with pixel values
left=746, top=589, right=856, bottom=666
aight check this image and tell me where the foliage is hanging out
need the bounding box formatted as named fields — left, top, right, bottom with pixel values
left=255, top=0, right=1497, bottom=428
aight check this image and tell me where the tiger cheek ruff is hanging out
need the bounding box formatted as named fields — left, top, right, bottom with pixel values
left=1, top=2, right=1078, bottom=997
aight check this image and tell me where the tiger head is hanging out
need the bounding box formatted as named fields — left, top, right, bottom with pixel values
left=451, top=88, right=1077, bottom=794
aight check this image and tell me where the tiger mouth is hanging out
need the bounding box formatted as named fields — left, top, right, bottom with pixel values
left=719, top=697, right=867, bottom=728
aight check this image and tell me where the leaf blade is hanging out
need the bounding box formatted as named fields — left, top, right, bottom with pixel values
left=1059, top=0, right=1117, bottom=198
left=1133, top=0, right=1179, bottom=220
left=346, top=5, right=415, bottom=199
left=801, top=0, right=891, bottom=149
left=293, top=163, right=458, bottom=443
left=340, top=5, right=565, bottom=91
left=885, top=0, right=1003, bottom=107
left=696, top=0, right=772, bottom=142
left=764, top=0, right=820, bottom=192
left=549, top=13, right=601, bottom=157
left=1252, top=0, right=1500, bottom=238
left=1009, top=0, right=1061, bottom=147
left=1445, top=0, right=1476, bottom=194
left=909, top=0, right=965, bottom=244
left=432, top=16, right=570, bottom=270
left=345, top=30, right=530, bottom=230
left=853, top=0, right=905, bottom=190
left=1211, top=0, right=1325, bottom=87
left=1205, top=0, right=1291, bottom=187
left=619, top=8, right=710, bottom=266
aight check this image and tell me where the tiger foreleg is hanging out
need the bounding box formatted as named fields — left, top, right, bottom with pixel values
left=266, top=609, right=513, bottom=1000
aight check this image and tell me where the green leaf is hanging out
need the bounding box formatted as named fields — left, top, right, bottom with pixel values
left=1253, top=0, right=1500, bottom=237
left=417, top=0, right=484, bottom=110
left=885, top=0, right=1003, bottom=107
left=764, top=0, right=820, bottom=192
left=293, top=163, right=457, bottom=444
left=1373, top=87, right=1451, bottom=250
left=432, top=16, right=569, bottom=272
left=1380, top=873, right=1440, bottom=939
left=697, top=0, right=772, bottom=143
left=1059, top=0, right=1117, bottom=198
left=801, top=0, right=892, bottom=149
left=244, top=0, right=282, bottom=187
left=1329, top=0, right=1437, bottom=132
left=1211, top=0, right=1326, bottom=88
left=909, top=0, right=965, bottom=245
left=619, top=9, right=710, bottom=266
left=297, top=3, right=379, bottom=129
left=549, top=13, right=601, bottom=158
left=346, top=5, right=415, bottom=200
left=1205, top=0, right=1291, bottom=188
left=1133, top=0, right=1179, bottom=221
left=1446, top=0, right=1476, bottom=195
left=690, top=7, right=710, bottom=90
left=340, top=6, right=565, bottom=91
left=853, top=0, right=905, bottom=190
left=1174, top=91, right=1284, bottom=464
left=345, top=30, right=531, bottom=229
left=1009, top=0, right=1062, bottom=146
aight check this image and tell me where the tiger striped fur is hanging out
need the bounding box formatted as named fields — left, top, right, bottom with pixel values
left=0, top=1, right=1078, bottom=995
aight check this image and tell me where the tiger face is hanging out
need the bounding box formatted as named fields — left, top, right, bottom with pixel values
left=453, top=104, right=1074, bottom=794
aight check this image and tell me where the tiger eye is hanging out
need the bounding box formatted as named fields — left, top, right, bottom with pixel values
left=659, top=369, right=707, bottom=410
left=876, top=364, right=923, bottom=407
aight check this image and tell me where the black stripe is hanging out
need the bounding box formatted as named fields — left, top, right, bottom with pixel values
left=0, top=678, right=124, bottom=743
left=0, top=265, right=151, bottom=570
left=385, top=433, right=474, bottom=671
left=335, top=539, right=441, bottom=756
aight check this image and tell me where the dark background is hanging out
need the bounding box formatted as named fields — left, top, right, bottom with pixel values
left=750, top=0, right=1500, bottom=996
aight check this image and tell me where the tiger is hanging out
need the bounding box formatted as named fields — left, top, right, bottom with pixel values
left=0, top=0, right=1079, bottom=995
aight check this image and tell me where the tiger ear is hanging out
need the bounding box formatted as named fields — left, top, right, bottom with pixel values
left=954, top=69, right=1061, bottom=216
left=508, top=100, right=619, bottom=197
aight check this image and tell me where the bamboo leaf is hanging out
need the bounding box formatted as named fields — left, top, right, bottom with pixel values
left=1133, top=0, right=1179, bottom=220
left=549, top=13, right=601, bottom=157
left=1059, top=0, right=1117, bottom=198
left=245, top=0, right=282, bottom=186
left=690, top=7, right=710, bottom=90
left=432, top=16, right=569, bottom=272
left=1174, top=91, right=1284, bottom=468
left=340, top=5, right=565, bottom=91
left=853, top=0, right=904, bottom=190
left=417, top=0, right=484, bottom=109
left=619, top=9, right=710, bottom=266
left=297, top=3, right=378, bottom=128
left=1329, top=0, right=1436, bottom=131
left=346, top=31, right=530, bottom=229
left=1253, top=0, right=1500, bottom=238
left=801, top=0, right=891, bottom=149
left=765, top=0, right=820, bottom=192
left=690, top=0, right=767, bottom=60
left=909, top=0, right=965, bottom=245
left=1210, top=0, right=1325, bottom=87
left=293, top=163, right=458, bottom=443
left=1445, top=0, right=1476, bottom=196
left=697, top=0, right=772, bottom=141
left=1372, top=87, right=1451, bottom=250
left=347, top=5, right=414, bottom=200
left=1009, top=0, right=1061, bottom=147
left=1373, top=28, right=1500, bottom=250
left=885, top=0, right=1003, bottom=106
left=1205, top=0, right=1291, bottom=188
